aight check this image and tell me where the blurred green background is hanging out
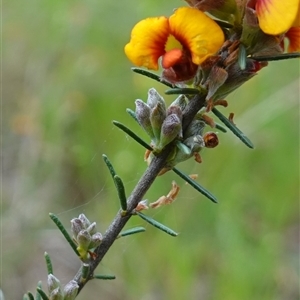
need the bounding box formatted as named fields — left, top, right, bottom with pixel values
left=3, top=0, right=299, bottom=299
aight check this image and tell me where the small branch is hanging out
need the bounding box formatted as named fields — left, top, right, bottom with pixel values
left=73, top=92, right=207, bottom=294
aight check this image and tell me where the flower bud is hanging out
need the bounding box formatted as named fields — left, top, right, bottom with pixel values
left=150, top=102, right=166, bottom=141
left=76, top=230, right=92, bottom=260
left=166, top=105, right=183, bottom=139
left=135, top=99, right=155, bottom=139
left=146, top=88, right=166, bottom=110
left=158, top=114, right=182, bottom=150
left=89, top=232, right=103, bottom=249
left=170, top=94, right=188, bottom=111
left=167, top=105, right=183, bottom=120
left=49, top=287, right=63, bottom=300
left=63, top=280, right=79, bottom=300
left=71, top=218, right=84, bottom=239
left=77, top=230, right=92, bottom=251
left=86, top=222, right=97, bottom=235
left=48, top=274, right=61, bottom=294
left=78, top=214, right=91, bottom=229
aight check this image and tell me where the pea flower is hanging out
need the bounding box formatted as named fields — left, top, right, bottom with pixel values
left=124, top=7, right=224, bottom=83
left=251, top=0, right=300, bottom=52
left=246, top=0, right=300, bottom=52
left=254, top=0, right=299, bottom=35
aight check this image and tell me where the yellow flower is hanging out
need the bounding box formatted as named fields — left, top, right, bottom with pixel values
left=255, top=0, right=299, bottom=35
left=124, top=7, right=225, bottom=71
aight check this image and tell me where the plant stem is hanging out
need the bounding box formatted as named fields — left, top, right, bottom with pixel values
left=75, top=91, right=207, bottom=294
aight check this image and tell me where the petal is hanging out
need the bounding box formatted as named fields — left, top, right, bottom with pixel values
left=124, top=17, right=169, bottom=70
left=161, top=49, right=183, bottom=68
left=286, top=27, right=300, bottom=52
left=292, top=3, right=300, bottom=27
left=169, top=7, right=225, bottom=65
left=256, top=0, right=299, bottom=35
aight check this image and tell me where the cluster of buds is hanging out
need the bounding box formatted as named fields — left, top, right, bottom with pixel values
left=71, top=214, right=102, bottom=261
left=135, top=88, right=219, bottom=174
left=47, top=274, right=78, bottom=300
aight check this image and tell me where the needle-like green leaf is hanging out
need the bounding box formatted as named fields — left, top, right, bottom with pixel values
left=44, top=252, right=53, bottom=275
left=212, top=108, right=254, bottom=149
left=131, top=67, right=174, bottom=88
left=172, top=167, right=218, bottom=203
left=252, top=52, right=300, bottom=61
left=36, top=288, right=49, bottom=300
left=136, top=212, right=178, bottom=237
left=49, top=213, right=80, bottom=257
left=165, top=88, right=200, bottom=95
left=94, top=274, right=116, bottom=280
left=114, top=175, right=127, bottom=211
left=102, top=154, right=117, bottom=179
left=113, top=120, right=153, bottom=151
left=118, top=227, right=146, bottom=238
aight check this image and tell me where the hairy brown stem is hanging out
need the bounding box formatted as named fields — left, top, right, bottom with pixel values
left=75, top=91, right=207, bottom=294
